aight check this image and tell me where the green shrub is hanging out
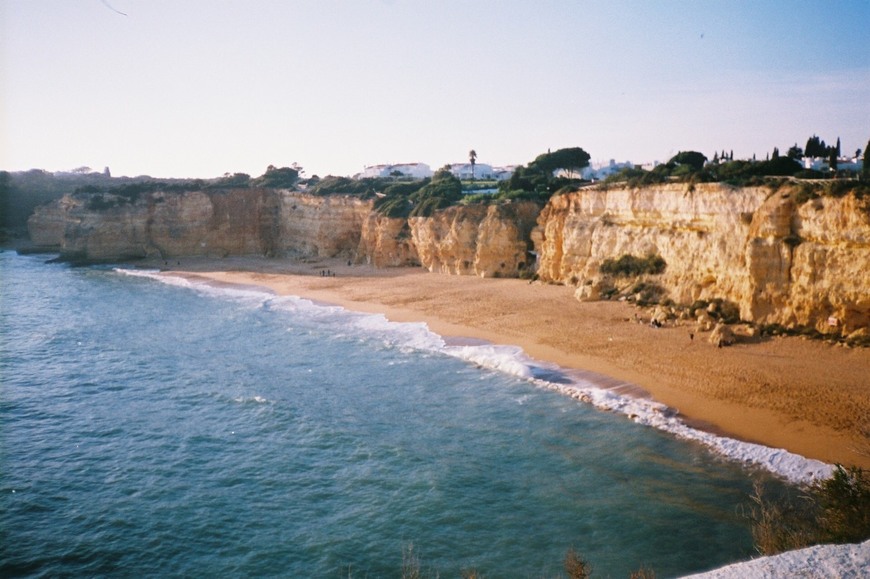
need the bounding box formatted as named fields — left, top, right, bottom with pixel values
left=600, top=254, right=666, bottom=277
left=630, top=282, right=666, bottom=305
left=815, top=465, right=870, bottom=543
left=747, top=466, right=870, bottom=555
left=86, top=194, right=119, bottom=211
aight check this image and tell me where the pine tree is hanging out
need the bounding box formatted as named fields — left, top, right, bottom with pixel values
left=863, top=140, right=869, bottom=179
left=836, top=137, right=841, bottom=157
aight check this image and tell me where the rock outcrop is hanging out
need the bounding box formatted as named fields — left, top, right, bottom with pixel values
left=408, top=202, right=540, bottom=277
left=357, top=213, right=420, bottom=267
left=533, top=183, right=870, bottom=333
left=28, top=189, right=372, bottom=262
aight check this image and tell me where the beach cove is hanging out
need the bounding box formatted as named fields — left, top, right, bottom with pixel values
left=156, top=256, right=870, bottom=472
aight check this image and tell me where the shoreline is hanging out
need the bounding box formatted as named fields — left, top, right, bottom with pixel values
left=149, top=255, right=869, bottom=472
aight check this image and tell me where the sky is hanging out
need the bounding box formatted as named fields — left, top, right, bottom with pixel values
left=2, top=0, right=869, bottom=179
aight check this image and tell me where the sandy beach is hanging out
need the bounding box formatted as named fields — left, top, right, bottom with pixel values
left=156, top=256, right=870, bottom=471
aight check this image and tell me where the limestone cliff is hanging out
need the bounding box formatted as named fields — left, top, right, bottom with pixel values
left=533, top=183, right=870, bottom=333
left=26, top=182, right=870, bottom=332
left=357, top=213, right=420, bottom=267
left=27, top=189, right=372, bottom=261
left=275, top=193, right=372, bottom=258
left=408, top=202, right=540, bottom=277
left=356, top=202, right=540, bottom=276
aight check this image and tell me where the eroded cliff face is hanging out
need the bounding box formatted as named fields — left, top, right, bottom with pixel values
left=27, top=189, right=372, bottom=261
left=357, top=213, right=420, bottom=267
left=276, top=193, right=372, bottom=258
left=27, top=183, right=869, bottom=332
left=408, top=202, right=540, bottom=277
left=534, top=183, right=870, bottom=332
left=356, top=202, right=540, bottom=276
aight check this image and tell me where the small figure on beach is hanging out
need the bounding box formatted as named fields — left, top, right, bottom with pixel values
left=689, top=332, right=694, bottom=341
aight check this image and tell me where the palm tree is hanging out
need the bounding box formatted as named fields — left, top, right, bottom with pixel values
left=469, top=149, right=477, bottom=180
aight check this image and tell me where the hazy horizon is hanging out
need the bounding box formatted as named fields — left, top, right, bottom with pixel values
left=2, top=0, right=868, bottom=179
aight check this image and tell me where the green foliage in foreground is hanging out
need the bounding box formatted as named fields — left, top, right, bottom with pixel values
left=748, top=465, right=870, bottom=556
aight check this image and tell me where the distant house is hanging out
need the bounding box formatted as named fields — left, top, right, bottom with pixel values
left=803, top=156, right=864, bottom=173
left=578, top=159, right=635, bottom=180
left=491, top=166, right=516, bottom=181
left=448, top=162, right=495, bottom=180
left=359, top=163, right=432, bottom=179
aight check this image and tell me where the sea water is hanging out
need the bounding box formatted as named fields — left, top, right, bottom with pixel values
left=1, top=252, right=802, bottom=577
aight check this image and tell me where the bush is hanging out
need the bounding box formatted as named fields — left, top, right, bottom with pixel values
left=747, top=481, right=817, bottom=555
left=600, top=254, right=666, bottom=277
left=815, top=465, right=870, bottom=543
left=630, top=282, right=666, bottom=305
left=86, top=194, right=119, bottom=211
left=747, top=466, right=870, bottom=555
left=564, top=547, right=592, bottom=579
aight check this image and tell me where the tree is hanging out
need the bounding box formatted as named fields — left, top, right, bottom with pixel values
left=468, top=149, right=477, bottom=180
left=532, top=147, right=591, bottom=176
left=835, top=137, right=841, bottom=157
left=668, top=150, right=708, bottom=170
left=216, top=172, right=251, bottom=188
left=829, top=149, right=838, bottom=172
left=772, top=147, right=780, bottom=160
left=864, top=140, right=870, bottom=179
left=254, top=165, right=299, bottom=188
left=787, top=144, right=803, bottom=159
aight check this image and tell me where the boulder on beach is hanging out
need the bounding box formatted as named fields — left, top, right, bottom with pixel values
left=710, top=323, right=735, bottom=347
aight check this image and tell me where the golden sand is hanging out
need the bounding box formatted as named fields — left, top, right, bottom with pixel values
left=158, top=256, right=870, bottom=469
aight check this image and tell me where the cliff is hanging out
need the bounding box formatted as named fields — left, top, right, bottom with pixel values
left=533, top=183, right=870, bottom=334
left=28, top=189, right=371, bottom=262
left=356, top=202, right=540, bottom=276
left=29, top=188, right=537, bottom=279
left=27, top=182, right=870, bottom=333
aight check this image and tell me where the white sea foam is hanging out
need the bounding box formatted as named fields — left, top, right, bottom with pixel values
left=120, top=269, right=835, bottom=485
left=232, top=395, right=270, bottom=404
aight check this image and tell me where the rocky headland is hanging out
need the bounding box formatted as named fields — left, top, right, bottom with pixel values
left=28, top=181, right=870, bottom=339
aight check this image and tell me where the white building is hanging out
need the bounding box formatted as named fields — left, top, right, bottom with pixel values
left=359, top=162, right=432, bottom=179
left=491, top=166, right=516, bottom=181
left=802, top=156, right=864, bottom=173
left=578, top=159, right=635, bottom=180
left=448, top=162, right=495, bottom=180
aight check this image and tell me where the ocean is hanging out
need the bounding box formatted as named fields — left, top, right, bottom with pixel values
left=1, top=251, right=802, bottom=577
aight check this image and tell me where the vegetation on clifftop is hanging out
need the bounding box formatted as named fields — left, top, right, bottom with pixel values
left=373, top=167, right=463, bottom=218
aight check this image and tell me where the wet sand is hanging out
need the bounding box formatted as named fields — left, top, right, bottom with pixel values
left=156, top=256, right=870, bottom=470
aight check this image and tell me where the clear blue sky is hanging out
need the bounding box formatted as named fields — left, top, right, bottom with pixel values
left=2, top=0, right=868, bottom=178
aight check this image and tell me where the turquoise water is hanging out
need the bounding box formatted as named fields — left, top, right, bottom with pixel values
left=0, top=252, right=788, bottom=577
